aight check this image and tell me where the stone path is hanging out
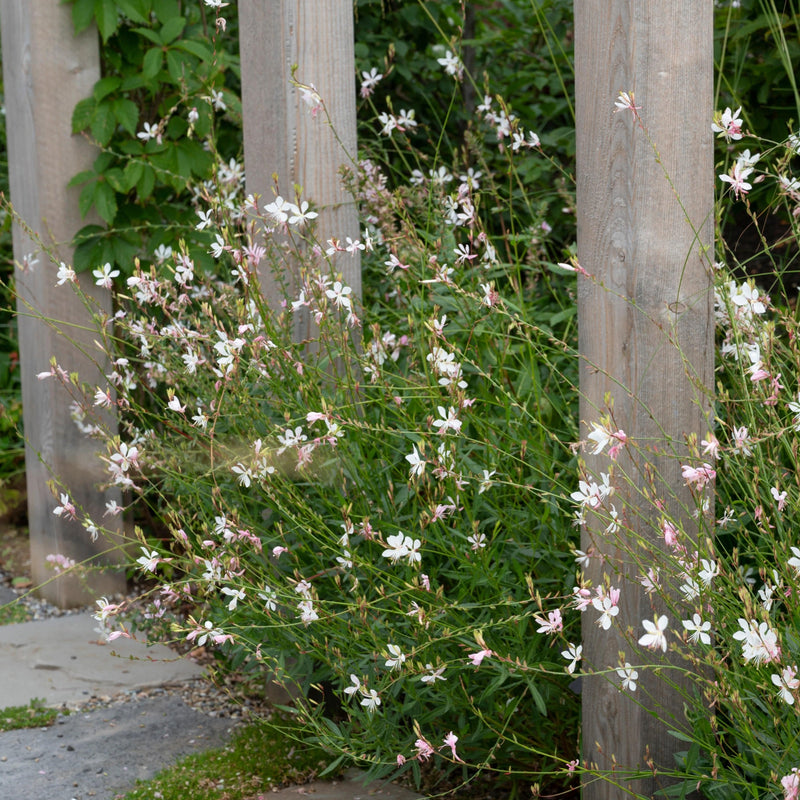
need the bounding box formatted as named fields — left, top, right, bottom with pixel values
left=0, top=611, right=420, bottom=799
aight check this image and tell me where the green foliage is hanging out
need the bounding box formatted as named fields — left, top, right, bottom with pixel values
left=62, top=0, right=241, bottom=275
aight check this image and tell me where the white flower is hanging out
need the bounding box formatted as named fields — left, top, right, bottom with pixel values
left=343, top=674, right=361, bottom=697
left=616, top=662, right=638, bottom=692
left=136, top=547, right=161, bottom=573
left=382, top=532, right=409, bottom=563
left=433, top=406, right=462, bottom=435
left=682, top=614, right=711, bottom=645
left=385, top=644, right=406, bottom=670
left=638, top=615, right=669, bottom=652
left=771, top=665, right=799, bottom=705
left=733, top=618, right=781, bottom=665
left=56, top=262, right=76, bottom=286
left=257, top=585, right=277, bottom=612
left=360, top=688, right=381, bottom=712
left=93, top=262, right=120, bottom=289
left=436, top=50, right=463, bottom=78
left=561, top=643, right=582, bottom=674
left=405, top=445, right=426, bottom=478
left=420, top=664, right=447, bottom=684
left=297, top=599, right=319, bottom=625
left=221, top=586, right=245, bottom=611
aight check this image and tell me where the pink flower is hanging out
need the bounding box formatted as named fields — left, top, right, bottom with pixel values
left=272, top=545, right=288, bottom=559
left=782, top=768, right=800, bottom=800
left=535, top=608, right=563, bottom=634
left=396, top=753, right=406, bottom=766
left=442, top=731, right=464, bottom=763
left=681, top=463, right=716, bottom=488
left=415, top=737, right=435, bottom=761
left=467, top=648, right=493, bottom=666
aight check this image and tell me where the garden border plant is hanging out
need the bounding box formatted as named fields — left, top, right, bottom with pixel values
left=4, top=1, right=800, bottom=799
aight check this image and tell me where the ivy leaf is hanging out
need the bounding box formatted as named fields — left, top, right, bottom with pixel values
left=132, top=27, right=164, bottom=46
left=71, top=97, right=96, bottom=134
left=93, top=0, right=119, bottom=42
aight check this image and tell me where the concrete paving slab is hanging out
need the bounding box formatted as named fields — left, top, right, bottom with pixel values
left=0, top=694, right=235, bottom=800
left=268, top=769, right=422, bottom=800
left=0, top=614, right=204, bottom=708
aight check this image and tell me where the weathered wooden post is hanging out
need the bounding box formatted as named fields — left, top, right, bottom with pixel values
left=575, top=3, right=713, bottom=797
left=238, top=0, right=361, bottom=324
left=1, top=1, right=125, bottom=606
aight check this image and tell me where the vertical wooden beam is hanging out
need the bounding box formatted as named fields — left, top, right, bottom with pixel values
left=239, top=0, right=361, bottom=332
left=1, top=0, right=125, bottom=606
left=575, top=2, right=713, bottom=797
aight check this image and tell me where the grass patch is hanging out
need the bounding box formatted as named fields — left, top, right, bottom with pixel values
left=0, top=698, right=58, bottom=731
left=120, top=717, right=335, bottom=800
left=0, top=599, right=29, bottom=625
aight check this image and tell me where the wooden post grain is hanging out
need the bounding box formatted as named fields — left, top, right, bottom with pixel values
left=1, top=0, right=125, bottom=606
left=575, top=3, right=713, bottom=797
left=239, top=0, right=361, bottom=328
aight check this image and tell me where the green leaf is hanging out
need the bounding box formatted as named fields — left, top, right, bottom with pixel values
left=78, top=181, right=98, bottom=219
left=71, top=0, right=95, bottom=33
left=137, top=164, right=156, bottom=200
left=90, top=103, right=116, bottom=146
left=116, top=0, right=150, bottom=23
left=152, top=0, right=180, bottom=21
left=132, top=26, right=164, bottom=46
left=111, top=235, right=139, bottom=268
left=94, top=181, right=118, bottom=224
left=72, top=225, right=107, bottom=273
left=142, top=47, right=163, bottom=80
left=104, top=168, right=127, bottom=193
left=160, top=16, right=185, bottom=44
left=67, top=169, right=97, bottom=189
left=123, top=160, right=144, bottom=189
left=165, top=48, right=187, bottom=83
left=112, top=98, right=139, bottom=136
left=93, top=76, right=121, bottom=103
left=94, top=0, right=119, bottom=42
left=72, top=97, right=96, bottom=133
left=174, top=39, right=212, bottom=61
